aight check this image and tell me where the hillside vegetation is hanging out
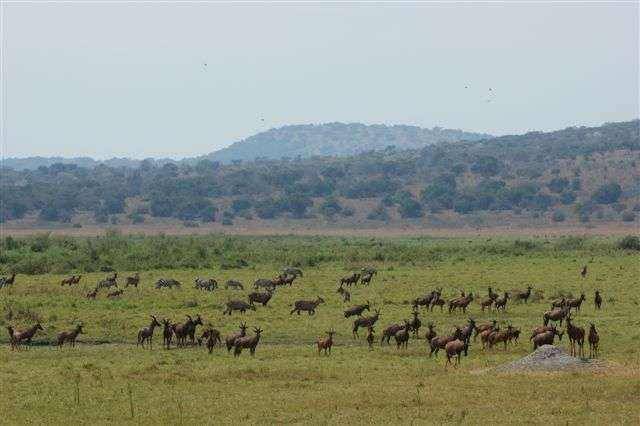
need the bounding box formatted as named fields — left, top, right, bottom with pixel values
left=1, top=120, right=638, bottom=228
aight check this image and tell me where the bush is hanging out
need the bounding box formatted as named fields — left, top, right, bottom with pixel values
left=622, top=211, right=636, bottom=222
left=367, top=204, right=390, bottom=221
left=592, top=183, right=622, bottom=204
left=222, top=218, right=233, bottom=226
left=551, top=209, right=566, bottom=222
left=617, top=235, right=640, bottom=251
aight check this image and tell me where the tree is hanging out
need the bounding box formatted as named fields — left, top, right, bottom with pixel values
left=471, top=156, right=500, bottom=177
left=398, top=197, right=423, bottom=218
left=592, top=183, right=622, bottom=204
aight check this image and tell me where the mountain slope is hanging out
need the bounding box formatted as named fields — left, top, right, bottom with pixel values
left=205, top=122, right=491, bottom=163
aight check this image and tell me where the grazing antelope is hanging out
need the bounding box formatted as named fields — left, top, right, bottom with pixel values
left=429, top=327, right=462, bottom=357
left=581, top=265, right=587, bottom=278
left=224, top=300, right=256, bottom=315
left=339, top=272, right=360, bottom=287
left=531, top=327, right=563, bottom=350
left=253, top=279, right=275, bottom=291
left=233, top=327, right=263, bottom=357
left=473, top=319, right=497, bottom=342
left=565, top=315, right=585, bottom=357
left=86, top=288, right=98, bottom=299
left=445, top=339, right=469, bottom=368
left=107, top=289, right=124, bottom=298
left=588, top=323, right=599, bottom=358
left=494, top=292, right=509, bottom=312
left=137, top=316, right=161, bottom=349
left=353, top=310, right=380, bottom=338
left=162, top=318, right=173, bottom=349
left=248, top=290, right=274, bottom=307
left=408, top=309, right=421, bottom=337
left=290, top=297, right=325, bottom=315
left=317, top=330, right=336, bottom=355
left=225, top=322, right=248, bottom=352
left=125, top=273, right=140, bottom=288
left=337, top=286, right=351, bottom=303
left=594, top=290, right=602, bottom=310
left=394, top=320, right=411, bottom=349
left=344, top=302, right=370, bottom=318
left=224, top=280, right=244, bottom=290
left=567, top=293, right=586, bottom=312
left=366, top=326, right=375, bottom=350
left=543, top=306, right=571, bottom=326
left=7, top=323, right=43, bottom=350
left=56, top=323, right=84, bottom=348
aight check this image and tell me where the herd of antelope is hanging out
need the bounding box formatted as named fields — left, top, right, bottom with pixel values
left=2, top=265, right=603, bottom=366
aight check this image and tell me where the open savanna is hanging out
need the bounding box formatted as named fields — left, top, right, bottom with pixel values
left=0, top=235, right=639, bottom=424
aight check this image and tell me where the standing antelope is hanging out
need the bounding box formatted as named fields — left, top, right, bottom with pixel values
left=581, top=265, right=587, bottom=278
left=394, top=320, right=411, bottom=349
left=317, top=330, right=336, bottom=355
left=565, top=315, right=585, bottom=357
left=201, top=328, right=222, bottom=353
left=290, top=297, right=325, bottom=315
left=494, top=292, right=509, bottom=312
left=567, top=293, right=586, bottom=312
left=366, top=326, right=375, bottom=350
left=444, top=339, right=469, bottom=368
left=126, top=273, right=140, bottom=288
left=344, top=302, right=370, bottom=318
left=337, top=286, right=351, bottom=303
left=56, top=323, right=84, bottom=348
left=408, top=309, right=421, bottom=337
left=137, top=316, right=161, bottom=349
left=531, top=327, right=563, bottom=350
left=429, top=327, right=462, bottom=357
left=424, top=323, right=437, bottom=343
left=226, top=322, right=248, bottom=352
left=588, top=323, right=599, bottom=358
left=162, top=318, right=173, bottom=349
left=7, top=323, right=43, bottom=350
left=353, top=310, right=380, bottom=338
left=594, top=290, right=602, bottom=310
left=233, top=327, right=263, bottom=357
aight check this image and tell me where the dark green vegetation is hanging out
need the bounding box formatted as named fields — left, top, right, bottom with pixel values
left=1, top=120, right=638, bottom=227
left=0, top=235, right=638, bottom=423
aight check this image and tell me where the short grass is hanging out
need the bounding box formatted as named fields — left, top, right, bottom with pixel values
left=0, top=237, right=639, bottom=424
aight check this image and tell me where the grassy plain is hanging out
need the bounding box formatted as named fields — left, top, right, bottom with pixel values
left=0, top=236, right=639, bottom=424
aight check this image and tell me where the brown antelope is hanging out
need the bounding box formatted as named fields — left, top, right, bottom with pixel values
left=543, top=306, right=571, bottom=326
left=588, top=323, right=599, bottom=358
left=125, top=273, right=140, bottom=288
left=408, top=309, right=421, bottom=337
left=290, top=297, right=324, bottom=315
left=224, top=280, right=244, bottom=290
left=317, top=330, right=336, bottom=355
left=512, top=286, right=533, bottom=303
left=224, top=300, right=256, bottom=315
left=565, top=315, right=585, bottom=357
left=489, top=325, right=513, bottom=350
left=107, top=289, right=124, bottom=298
left=480, top=297, right=494, bottom=312
left=248, top=289, right=274, bottom=307
left=353, top=309, right=380, bottom=338
left=366, top=326, right=375, bottom=350
left=137, top=316, right=161, bottom=349
left=394, top=320, right=411, bottom=349
left=412, top=290, right=437, bottom=309
left=172, top=315, right=199, bottom=347
left=424, top=323, right=437, bottom=342
left=253, top=279, right=275, bottom=291
left=550, top=297, right=566, bottom=309
left=201, top=328, right=222, bottom=353
left=344, top=302, right=370, bottom=318
left=530, top=325, right=563, bottom=341
left=473, top=319, right=497, bottom=341
left=459, top=318, right=476, bottom=344
left=7, top=323, right=43, bottom=350
left=429, top=327, right=462, bottom=357
left=72, top=275, right=82, bottom=284
left=480, top=327, right=499, bottom=350
left=162, top=318, right=173, bottom=349
left=233, top=327, right=263, bottom=357
left=56, top=323, right=84, bottom=348
left=381, top=322, right=405, bottom=345
left=339, top=272, right=360, bottom=287
left=594, top=291, right=602, bottom=310
left=61, top=276, right=76, bottom=286
left=186, top=314, right=203, bottom=345
left=494, top=292, right=509, bottom=312
left=360, top=272, right=374, bottom=286
left=567, top=293, right=586, bottom=312
left=86, top=288, right=98, bottom=299
left=581, top=265, right=587, bottom=278
left=532, top=328, right=563, bottom=350
left=430, top=295, right=445, bottom=312
left=225, top=322, right=248, bottom=352
left=444, top=339, right=469, bottom=368
left=448, top=293, right=474, bottom=314
left=337, top=286, right=351, bottom=303
left=507, top=327, right=521, bottom=344
left=487, top=286, right=499, bottom=301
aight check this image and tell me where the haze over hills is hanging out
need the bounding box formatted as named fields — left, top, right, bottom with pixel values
left=2, top=122, right=491, bottom=170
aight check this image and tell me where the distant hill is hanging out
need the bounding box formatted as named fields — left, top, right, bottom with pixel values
left=0, top=156, right=178, bottom=171
left=204, top=123, right=492, bottom=163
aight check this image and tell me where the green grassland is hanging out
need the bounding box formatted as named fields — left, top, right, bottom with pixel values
left=0, top=236, right=639, bottom=424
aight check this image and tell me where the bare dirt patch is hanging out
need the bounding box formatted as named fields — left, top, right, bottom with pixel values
left=491, top=345, right=606, bottom=373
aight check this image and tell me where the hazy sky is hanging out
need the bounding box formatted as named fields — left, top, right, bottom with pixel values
left=2, top=2, right=638, bottom=159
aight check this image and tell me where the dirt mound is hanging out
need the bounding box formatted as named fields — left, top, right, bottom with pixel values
left=492, top=345, right=605, bottom=373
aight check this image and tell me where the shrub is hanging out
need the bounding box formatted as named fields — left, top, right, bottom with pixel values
left=622, top=211, right=636, bottom=222
left=592, top=183, right=622, bottom=204
left=551, top=209, right=566, bottom=222
left=617, top=235, right=640, bottom=251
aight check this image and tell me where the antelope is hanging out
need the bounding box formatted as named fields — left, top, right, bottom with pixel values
left=360, top=272, right=374, bottom=286
left=282, top=267, right=303, bottom=278
left=550, top=297, right=566, bottom=309
left=459, top=318, right=476, bottom=344
left=394, top=320, right=411, bottom=349
left=424, top=323, right=437, bottom=342
left=430, top=295, right=445, bottom=312
left=339, top=272, right=360, bottom=287
left=366, top=326, right=375, bottom=350
left=56, top=323, right=84, bottom=348
left=353, top=310, right=380, bottom=338
left=507, top=327, right=521, bottom=344
left=225, top=280, right=244, bottom=290
left=61, top=276, right=75, bottom=286
left=487, top=286, right=499, bottom=301
left=1, top=273, right=16, bottom=287
left=107, top=289, right=124, bottom=298
left=413, top=291, right=437, bottom=309
left=543, top=306, right=571, bottom=326
left=532, top=328, right=563, bottom=350
left=581, top=265, right=587, bottom=278
left=565, top=315, right=585, bottom=357
left=224, top=300, right=256, bottom=315
left=408, top=310, right=421, bottom=337
left=125, top=273, right=140, bottom=288
left=137, top=315, right=161, bottom=349
left=530, top=325, right=563, bottom=341
left=254, top=279, right=275, bottom=291
left=248, top=289, right=273, bottom=307
left=97, top=273, right=118, bottom=289
left=290, top=297, right=324, bottom=315
left=488, top=325, right=513, bottom=350
left=594, top=290, right=602, bottom=310
left=233, top=327, right=263, bottom=357
left=381, top=322, right=405, bottom=345
left=480, top=327, right=499, bottom=350
left=281, top=274, right=297, bottom=286
left=337, top=286, right=351, bottom=302
left=494, top=292, right=509, bottom=312
left=317, top=330, right=336, bottom=355
left=429, top=327, right=462, bottom=357
left=201, top=328, right=222, bottom=353
left=225, top=322, right=248, bottom=352
left=86, top=288, right=98, bottom=299
left=172, top=315, right=196, bottom=347
left=445, top=339, right=469, bottom=368
left=162, top=318, right=173, bottom=349
left=473, top=319, right=497, bottom=341
left=448, top=293, right=474, bottom=314
left=512, top=286, right=533, bottom=303
left=344, top=302, right=370, bottom=318
left=72, top=275, right=82, bottom=284
left=567, top=293, right=586, bottom=312
left=8, top=323, right=43, bottom=350
left=588, top=323, right=599, bottom=358
left=480, top=297, right=494, bottom=312
left=186, top=314, right=204, bottom=344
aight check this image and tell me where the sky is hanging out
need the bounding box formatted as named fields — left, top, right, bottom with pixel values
left=1, top=2, right=638, bottom=160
